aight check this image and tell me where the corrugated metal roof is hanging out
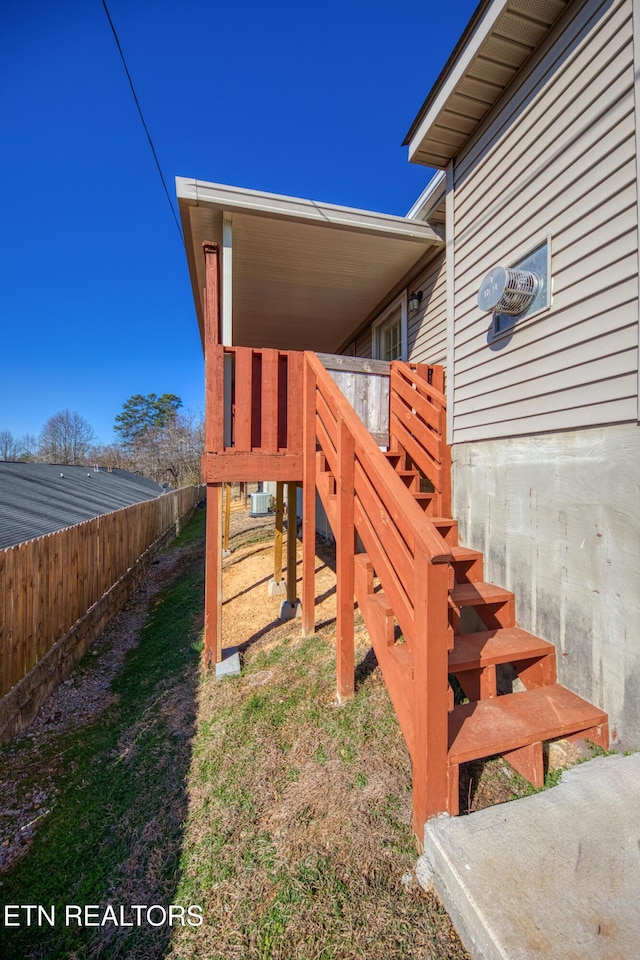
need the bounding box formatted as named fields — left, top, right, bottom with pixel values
left=0, top=463, right=165, bottom=550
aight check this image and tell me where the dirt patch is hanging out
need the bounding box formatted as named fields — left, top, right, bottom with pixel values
left=0, top=535, right=196, bottom=874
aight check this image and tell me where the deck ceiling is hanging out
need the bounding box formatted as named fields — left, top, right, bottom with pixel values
left=404, top=0, right=571, bottom=168
left=177, top=178, right=443, bottom=353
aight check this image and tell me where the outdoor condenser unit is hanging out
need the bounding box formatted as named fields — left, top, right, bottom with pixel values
left=477, top=265, right=538, bottom=315
left=250, top=492, right=271, bottom=516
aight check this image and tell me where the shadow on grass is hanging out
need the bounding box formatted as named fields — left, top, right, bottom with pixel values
left=0, top=512, right=206, bottom=960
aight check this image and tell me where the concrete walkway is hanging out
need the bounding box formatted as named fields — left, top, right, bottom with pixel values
left=417, top=753, right=640, bottom=960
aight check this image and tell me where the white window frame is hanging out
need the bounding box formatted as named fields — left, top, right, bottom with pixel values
left=372, top=292, right=408, bottom=361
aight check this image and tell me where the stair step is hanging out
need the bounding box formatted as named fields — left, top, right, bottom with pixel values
left=450, top=545, right=483, bottom=582
left=430, top=517, right=458, bottom=546
left=449, top=627, right=555, bottom=672
left=396, top=470, right=420, bottom=490
left=449, top=582, right=514, bottom=607
left=448, top=684, right=608, bottom=765
left=383, top=451, right=406, bottom=469
left=413, top=492, right=437, bottom=511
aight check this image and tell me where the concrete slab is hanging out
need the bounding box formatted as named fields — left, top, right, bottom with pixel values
left=215, top=646, right=241, bottom=679
left=418, top=753, right=640, bottom=960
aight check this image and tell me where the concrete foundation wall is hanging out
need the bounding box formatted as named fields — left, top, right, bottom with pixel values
left=452, top=423, right=640, bottom=749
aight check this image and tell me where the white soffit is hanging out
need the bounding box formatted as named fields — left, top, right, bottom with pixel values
left=404, top=0, right=571, bottom=168
left=177, top=178, right=442, bottom=353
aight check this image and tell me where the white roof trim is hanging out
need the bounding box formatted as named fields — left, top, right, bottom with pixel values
left=407, top=0, right=508, bottom=163
left=406, top=171, right=446, bottom=220
left=176, top=177, right=442, bottom=243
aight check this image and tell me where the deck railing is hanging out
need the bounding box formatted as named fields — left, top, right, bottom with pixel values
left=203, top=345, right=304, bottom=482
left=389, top=361, right=451, bottom=517
left=303, top=351, right=452, bottom=834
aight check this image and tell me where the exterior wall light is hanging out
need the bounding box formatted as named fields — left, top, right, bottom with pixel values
left=408, top=290, right=423, bottom=313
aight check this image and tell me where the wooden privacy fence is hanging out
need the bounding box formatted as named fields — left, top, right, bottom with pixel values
left=0, top=484, right=203, bottom=698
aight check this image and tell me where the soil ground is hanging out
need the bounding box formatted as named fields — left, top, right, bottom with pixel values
left=0, top=503, right=523, bottom=958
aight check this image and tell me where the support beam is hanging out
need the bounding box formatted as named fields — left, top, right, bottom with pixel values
left=223, top=482, right=232, bottom=556
left=268, top=482, right=286, bottom=598
left=274, top=482, right=284, bottom=581
left=204, top=482, right=223, bottom=665
left=302, top=359, right=317, bottom=636
left=286, top=482, right=298, bottom=604
left=336, top=417, right=355, bottom=702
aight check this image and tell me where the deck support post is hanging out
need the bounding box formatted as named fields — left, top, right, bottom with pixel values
left=336, top=416, right=355, bottom=701
left=204, top=481, right=223, bottom=665
left=286, top=482, right=298, bottom=604
left=412, top=553, right=450, bottom=841
left=302, top=358, right=317, bottom=636
left=223, top=482, right=232, bottom=555
left=275, top=482, right=284, bottom=581
left=202, top=241, right=223, bottom=666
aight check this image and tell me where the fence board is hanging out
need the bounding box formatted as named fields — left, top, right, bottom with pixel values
left=0, top=485, right=203, bottom=698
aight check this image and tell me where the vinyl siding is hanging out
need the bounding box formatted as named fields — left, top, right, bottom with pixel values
left=451, top=0, right=638, bottom=443
left=408, top=250, right=447, bottom=369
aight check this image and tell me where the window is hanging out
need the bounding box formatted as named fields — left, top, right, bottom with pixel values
left=372, top=295, right=408, bottom=361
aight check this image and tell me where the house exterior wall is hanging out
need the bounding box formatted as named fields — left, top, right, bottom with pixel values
left=344, top=247, right=448, bottom=368
left=446, top=0, right=640, bottom=746
left=451, top=0, right=638, bottom=444
left=452, top=424, right=640, bottom=749
left=408, top=250, right=447, bottom=368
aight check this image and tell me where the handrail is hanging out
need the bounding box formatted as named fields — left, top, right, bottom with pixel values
left=304, top=350, right=452, bottom=833
left=306, top=352, right=451, bottom=647
left=307, top=353, right=451, bottom=562
left=389, top=361, right=451, bottom=517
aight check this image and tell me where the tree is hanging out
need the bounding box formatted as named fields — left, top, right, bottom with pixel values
left=38, top=410, right=96, bottom=465
left=0, top=430, right=38, bottom=462
left=0, top=429, right=20, bottom=461
left=112, top=394, right=202, bottom=487
left=114, top=393, right=182, bottom=446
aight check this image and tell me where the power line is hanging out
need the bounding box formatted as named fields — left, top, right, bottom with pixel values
left=100, top=0, right=183, bottom=243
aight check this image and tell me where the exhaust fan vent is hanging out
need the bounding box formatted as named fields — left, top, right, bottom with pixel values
left=478, top=265, right=538, bottom=316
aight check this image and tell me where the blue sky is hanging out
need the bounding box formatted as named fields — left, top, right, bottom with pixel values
left=0, top=0, right=478, bottom=446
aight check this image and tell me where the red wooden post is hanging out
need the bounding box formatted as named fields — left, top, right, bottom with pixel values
left=202, top=242, right=224, bottom=665
left=302, top=356, right=316, bottom=637
left=411, top=550, right=450, bottom=842
left=204, top=482, right=223, bottom=665
left=336, top=416, right=355, bottom=701
left=203, top=242, right=220, bottom=346
left=261, top=349, right=279, bottom=453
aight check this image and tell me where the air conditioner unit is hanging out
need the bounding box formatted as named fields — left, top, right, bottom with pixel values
left=250, top=492, right=271, bottom=516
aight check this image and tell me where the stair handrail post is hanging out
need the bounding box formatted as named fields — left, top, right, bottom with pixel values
left=412, top=545, right=451, bottom=839
left=302, top=354, right=317, bottom=637
left=336, top=413, right=355, bottom=701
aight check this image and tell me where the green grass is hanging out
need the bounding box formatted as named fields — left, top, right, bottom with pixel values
left=0, top=511, right=206, bottom=960
left=1, top=509, right=468, bottom=960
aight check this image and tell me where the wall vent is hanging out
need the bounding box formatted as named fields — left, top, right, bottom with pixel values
left=478, top=265, right=538, bottom=316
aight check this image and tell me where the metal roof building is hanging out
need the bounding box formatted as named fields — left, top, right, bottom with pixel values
left=0, top=462, right=165, bottom=550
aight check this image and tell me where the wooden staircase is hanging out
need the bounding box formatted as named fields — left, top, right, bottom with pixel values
left=303, top=351, right=608, bottom=838
left=315, top=396, right=608, bottom=819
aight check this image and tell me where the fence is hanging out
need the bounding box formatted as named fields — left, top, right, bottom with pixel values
left=1, top=484, right=203, bottom=699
